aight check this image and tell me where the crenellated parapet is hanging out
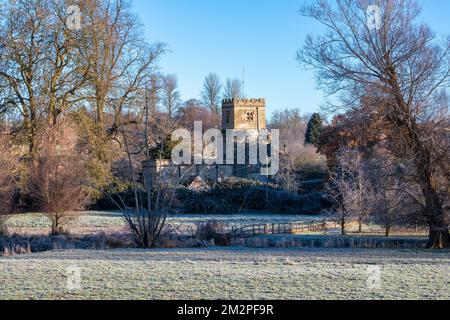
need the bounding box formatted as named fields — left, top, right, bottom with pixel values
left=222, top=98, right=265, bottom=107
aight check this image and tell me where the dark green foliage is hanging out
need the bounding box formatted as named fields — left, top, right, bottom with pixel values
left=90, top=187, right=145, bottom=211
left=305, top=113, right=324, bottom=145
left=91, top=184, right=177, bottom=213
left=176, top=178, right=322, bottom=214
left=297, top=164, right=328, bottom=181
left=297, top=165, right=328, bottom=194
left=149, top=136, right=180, bottom=160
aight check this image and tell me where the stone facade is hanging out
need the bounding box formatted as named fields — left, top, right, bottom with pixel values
left=222, top=98, right=266, bottom=130
left=142, top=160, right=235, bottom=187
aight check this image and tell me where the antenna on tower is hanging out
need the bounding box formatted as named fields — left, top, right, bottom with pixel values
left=242, top=68, right=245, bottom=98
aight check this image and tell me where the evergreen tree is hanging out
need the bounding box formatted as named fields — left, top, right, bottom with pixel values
left=305, top=113, right=323, bottom=145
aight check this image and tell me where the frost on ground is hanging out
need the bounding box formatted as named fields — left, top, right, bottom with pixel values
left=7, top=212, right=323, bottom=235
left=0, top=248, right=448, bottom=300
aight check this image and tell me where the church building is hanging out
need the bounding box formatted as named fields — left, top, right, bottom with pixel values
left=143, top=98, right=270, bottom=187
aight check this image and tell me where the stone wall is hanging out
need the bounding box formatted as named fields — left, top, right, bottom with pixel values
left=142, top=160, right=267, bottom=188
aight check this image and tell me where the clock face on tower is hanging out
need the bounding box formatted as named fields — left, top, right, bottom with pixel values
left=222, top=99, right=265, bottom=130
left=244, top=111, right=255, bottom=122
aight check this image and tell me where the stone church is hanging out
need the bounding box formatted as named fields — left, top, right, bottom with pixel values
left=143, top=98, right=270, bottom=187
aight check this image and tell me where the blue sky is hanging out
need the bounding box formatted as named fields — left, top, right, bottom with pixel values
left=132, top=0, right=450, bottom=117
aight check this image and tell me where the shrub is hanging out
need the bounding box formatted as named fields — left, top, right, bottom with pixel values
left=177, top=178, right=315, bottom=214
left=196, top=221, right=230, bottom=246
left=28, top=120, right=91, bottom=235
left=0, top=233, right=136, bottom=256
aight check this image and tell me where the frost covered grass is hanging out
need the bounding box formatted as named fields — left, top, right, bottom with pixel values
left=0, top=248, right=448, bottom=300
left=6, top=211, right=322, bottom=235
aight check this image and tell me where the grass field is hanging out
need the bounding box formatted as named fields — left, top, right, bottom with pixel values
left=0, top=248, right=448, bottom=300
left=6, top=211, right=428, bottom=237
left=6, top=211, right=326, bottom=235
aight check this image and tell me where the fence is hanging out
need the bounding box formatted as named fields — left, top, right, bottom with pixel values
left=230, top=219, right=333, bottom=239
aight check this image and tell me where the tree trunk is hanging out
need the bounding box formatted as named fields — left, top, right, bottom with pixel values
left=23, top=115, right=38, bottom=157
left=0, top=217, right=8, bottom=236
left=387, top=73, right=449, bottom=248
left=341, top=215, right=346, bottom=236
left=428, top=228, right=450, bottom=249
left=424, top=192, right=450, bottom=249
left=385, top=225, right=391, bottom=238
left=97, top=102, right=104, bottom=127
left=414, top=155, right=450, bottom=248
left=52, top=215, right=61, bottom=235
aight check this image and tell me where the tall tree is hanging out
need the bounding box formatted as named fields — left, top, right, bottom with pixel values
left=81, top=0, right=166, bottom=132
left=201, top=73, right=222, bottom=115
left=177, top=99, right=218, bottom=131
left=270, top=109, right=304, bottom=130
left=223, top=78, right=243, bottom=100
left=161, top=74, right=181, bottom=118
left=74, top=0, right=164, bottom=192
left=368, top=147, right=417, bottom=237
left=147, top=74, right=162, bottom=118
left=0, top=0, right=88, bottom=155
left=0, top=0, right=165, bottom=152
left=305, top=113, right=323, bottom=145
left=298, top=0, right=450, bottom=248
left=325, top=148, right=375, bottom=235
left=28, top=119, right=91, bottom=235
left=0, top=130, right=15, bottom=235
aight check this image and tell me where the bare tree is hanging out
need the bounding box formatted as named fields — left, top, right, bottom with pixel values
left=0, top=130, right=15, bottom=235
left=71, top=0, right=165, bottom=192
left=0, top=0, right=166, bottom=158
left=161, top=74, right=181, bottom=119
left=325, top=148, right=375, bottom=235
left=270, top=109, right=304, bottom=130
left=277, top=144, right=298, bottom=192
left=298, top=0, right=450, bottom=247
left=269, top=108, right=324, bottom=166
left=0, top=0, right=54, bottom=155
left=0, top=0, right=100, bottom=155
left=368, top=153, right=410, bottom=237
left=201, top=73, right=222, bottom=115
left=147, top=74, right=162, bottom=118
left=223, top=78, right=243, bottom=100
left=103, top=113, right=182, bottom=248
left=177, top=99, right=219, bottom=131
left=80, top=0, right=166, bottom=130
left=269, top=108, right=325, bottom=190
left=28, top=120, right=91, bottom=235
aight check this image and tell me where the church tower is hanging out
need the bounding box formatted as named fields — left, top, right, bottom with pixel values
left=220, top=98, right=269, bottom=181
left=221, top=98, right=266, bottom=131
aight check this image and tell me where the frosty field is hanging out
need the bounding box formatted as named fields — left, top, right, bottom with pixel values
left=6, top=211, right=428, bottom=237
left=0, top=248, right=448, bottom=300
left=2, top=212, right=444, bottom=300
left=6, top=211, right=325, bottom=235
